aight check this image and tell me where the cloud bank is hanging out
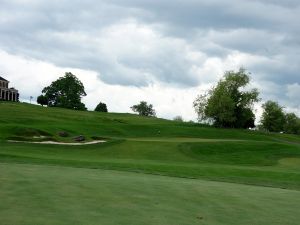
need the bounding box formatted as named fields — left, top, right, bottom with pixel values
left=0, top=0, right=299, bottom=119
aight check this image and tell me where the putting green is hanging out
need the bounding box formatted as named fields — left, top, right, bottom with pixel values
left=1, top=162, right=299, bottom=225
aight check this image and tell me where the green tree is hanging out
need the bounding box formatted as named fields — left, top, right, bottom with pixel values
left=37, top=95, right=48, bottom=106
left=261, top=101, right=285, bottom=132
left=131, top=101, right=156, bottom=117
left=173, top=116, right=184, bottom=122
left=95, top=102, right=108, bottom=112
left=194, top=68, right=259, bottom=128
left=284, top=113, right=300, bottom=134
left=40, top=72, right=87, bottom=110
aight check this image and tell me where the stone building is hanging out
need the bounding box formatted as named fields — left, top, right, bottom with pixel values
left=0, top=76, right=19, bottom=102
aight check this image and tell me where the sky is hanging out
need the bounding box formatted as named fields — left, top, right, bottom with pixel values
left=0, top=0, right=299, bottom=121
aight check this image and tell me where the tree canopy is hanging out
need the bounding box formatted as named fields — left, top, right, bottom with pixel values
left=38, top=72, right=87, bottom=110
left=194, top=68, right=259, bottom=128
left=173, top=116, right=184, bottom=122
left=260, top=101, right=285, bottom=132
left=95, top=102, right=108, bottom=112
left=260, top=101, right=300, bottom=134
left=37, top=95, right=48, bottom=106
left=131, top=101, right=156, bottom=117
left=284, top=113, right=300, bottom=134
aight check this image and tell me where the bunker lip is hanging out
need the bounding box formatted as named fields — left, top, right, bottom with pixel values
left=7, top=140, right=106, bottom=145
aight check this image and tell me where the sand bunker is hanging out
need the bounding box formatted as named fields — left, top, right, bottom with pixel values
left=8, top=140, right=106, bottom=145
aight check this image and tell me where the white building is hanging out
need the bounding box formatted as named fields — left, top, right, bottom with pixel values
left=0, top=76, right=19, bottom=102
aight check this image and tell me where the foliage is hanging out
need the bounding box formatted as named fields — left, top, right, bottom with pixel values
left=194, top=68, right=259, bottom=128
left=131, top=101, right=156, bottom=117
left=95, top=102, right=108, bottom=112
left=37, top=95, right=48, bottom=106
left=40, top=72, right=87, bottom=110
left=173, top=116, right=184, bottom=122
left=284, top=113, right=300, bottom=134
left=261, top=101, right=286, bottom=132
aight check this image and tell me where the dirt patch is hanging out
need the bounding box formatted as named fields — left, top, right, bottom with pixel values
left=13, top=128, right=52, bottom=137
left=278, top=158, right=300, bottom=167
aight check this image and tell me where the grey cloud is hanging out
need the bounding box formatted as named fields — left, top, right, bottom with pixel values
left=0, top=0, right=299, bottom=114
left=107, top=0, right=300, bottom=31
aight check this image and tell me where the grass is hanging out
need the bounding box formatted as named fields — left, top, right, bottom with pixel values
left=1, top=138, right=300, bottom=189
left=1, top=102, right=300, bottom=224
left=0, top=102, right=282, bottom=141
left=1, top=163, right=300, bottom=225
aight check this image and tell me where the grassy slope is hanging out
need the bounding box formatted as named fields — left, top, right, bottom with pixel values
left=1, top=102, right=300, bottom=224
left=0, top=102, right=277, bottom=141
left=1, top=102, right=300, bottom=189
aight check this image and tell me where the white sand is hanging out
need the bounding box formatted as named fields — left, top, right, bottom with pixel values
left=8, top=140, right=106, bottom=145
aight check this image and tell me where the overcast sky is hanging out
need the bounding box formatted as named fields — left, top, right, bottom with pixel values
left=0, top=0, right=299, bottom=121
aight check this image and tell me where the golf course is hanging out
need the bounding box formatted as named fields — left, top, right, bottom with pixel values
left=1, top=102, right=300, bottom=225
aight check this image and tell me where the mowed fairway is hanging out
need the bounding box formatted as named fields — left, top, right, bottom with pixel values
left=1, top=102, right=300, bottom=224
left=1, top=163, right=300, bottom=225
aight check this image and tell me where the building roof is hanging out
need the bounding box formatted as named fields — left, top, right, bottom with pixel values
left=0, top=76, right=8, bottom=82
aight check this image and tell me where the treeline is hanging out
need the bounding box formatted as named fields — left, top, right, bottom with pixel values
left=260, top=101, right=300, bottom=134
left=36, top=72, right=156, bottom=116
left=36, top=71, right=300, bottom=135
left=193, top=68, right=300, bottom=134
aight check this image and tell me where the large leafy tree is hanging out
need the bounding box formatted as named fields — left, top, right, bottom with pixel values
left=38, top=72, right=87, bottom=110
left=131, top=101, right=156, bottom=117
left=261, top=101, right=285, bottom=132
left=194, top=68, right=259, bottom=128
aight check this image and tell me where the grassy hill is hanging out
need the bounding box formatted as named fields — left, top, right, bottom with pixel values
left=1, top=102, right=300, bottom=225
left=0, top=102, right=275, bottom=140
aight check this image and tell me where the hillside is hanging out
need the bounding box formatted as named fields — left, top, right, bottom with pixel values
left=0, top=101, right=299, bottom=188
left=0, top=102, right=295, bottom=141
left=1, top=102, right=300, bottom=224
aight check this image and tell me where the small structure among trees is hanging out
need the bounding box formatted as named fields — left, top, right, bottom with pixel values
left=131, top=101, right=156, bottom=117
left=0, top=76, right=19, bottom=102
left=37, top=72, right=87, bottom=110
left=194, top=68, right=259, bottom=128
